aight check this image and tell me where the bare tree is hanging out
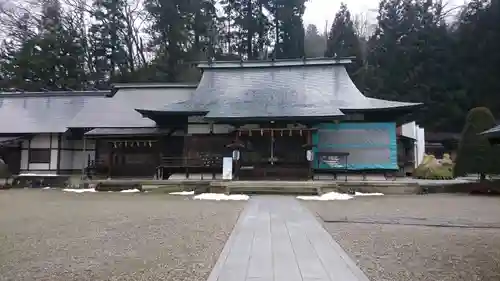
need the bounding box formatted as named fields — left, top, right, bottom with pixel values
left=61, top=0, right=148, bottom=72
left=0, top=0, right=42, bottom=45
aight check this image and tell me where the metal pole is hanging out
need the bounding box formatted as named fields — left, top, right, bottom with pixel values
left=81, top=135, right=86, bottom=179
left=270, top=132, right=275, bottom=165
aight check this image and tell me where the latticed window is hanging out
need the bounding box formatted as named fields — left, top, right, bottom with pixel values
left=29, top=149, right=51, bottom=163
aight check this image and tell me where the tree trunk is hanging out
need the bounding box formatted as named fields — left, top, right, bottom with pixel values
left=246, top=0, right=253, bottom=59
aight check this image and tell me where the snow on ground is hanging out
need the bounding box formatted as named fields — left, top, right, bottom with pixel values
left=193, top=193, right=249, bottom=201
left=297, top=191, right=385, bottom=201
left=297, top=192, right=354, bottom=201
left=169, top=191, right=195, bottom=196
left=120, top=189, right=142, bottom=193
left=354, top=192, right=384, bottom=196
left=18, top=173, right=58, bottom=177
left=62, top=188, right=97, bottom=193
left=42, top=187, right=52, bottom=190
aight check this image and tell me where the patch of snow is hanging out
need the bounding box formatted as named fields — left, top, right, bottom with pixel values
left=193, top=193, right=249, bottom=201
left=62, top=188, right=97, bottom=193
left=42, top=187, right=51, bottom=190
left=18, top=173, right=58, bottom=177
left=169, top=191, right=195, bottom=196
left=297, top=192, right=353, bottom=201
left=120, top=189, right=141, bottom=193
left=354, top=192, right=384, bottom=196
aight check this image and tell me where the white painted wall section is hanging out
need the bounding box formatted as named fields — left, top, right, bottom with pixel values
left=30, top=134, right=52, bottom=148
left=21, top=134, right=56, bottom=172
left=19, top=133, right=97, bottom=173
left=20, top=149, right=28, bottom=170
left=401, top=121, right=417, bottom=140
left=416, top=126, right=425, bottom=167
left=188, top=124, right=211, bottom=134
left=213, top=124, right=234, bottom=134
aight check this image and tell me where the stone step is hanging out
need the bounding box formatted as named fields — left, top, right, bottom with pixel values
left=212, top=181, right=328, bottom=195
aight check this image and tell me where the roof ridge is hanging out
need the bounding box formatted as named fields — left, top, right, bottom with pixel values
left=0, top=91, right=109, bottom=98
left=112, top=83, right=198, bottom=90
left=197, top=57, right=355, bottom=69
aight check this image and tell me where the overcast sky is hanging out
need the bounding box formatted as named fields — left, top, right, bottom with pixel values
left=303, top=0, right=469, bottom=32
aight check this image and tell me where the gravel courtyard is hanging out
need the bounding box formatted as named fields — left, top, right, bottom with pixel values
left=0, top=189, right=245, bottom=281
left=304, top=194, right=500, bottom=281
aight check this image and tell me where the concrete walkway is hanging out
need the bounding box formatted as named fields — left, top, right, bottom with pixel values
left=206, top=196, right=370, bottom=281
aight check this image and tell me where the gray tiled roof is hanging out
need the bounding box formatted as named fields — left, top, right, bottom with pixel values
left=0, top=92, right=107, bottom=133
left=154, top=60, right=421, bottom=120
left=85, top=127, right=171, bottom=136
left=69, top=86, right=195, bottom=128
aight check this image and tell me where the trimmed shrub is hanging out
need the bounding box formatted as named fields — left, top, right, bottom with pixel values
left=454, top=107, right=497, bottom=179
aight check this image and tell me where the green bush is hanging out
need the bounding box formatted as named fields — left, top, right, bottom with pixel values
left=454, top=107, right=497, bottom=178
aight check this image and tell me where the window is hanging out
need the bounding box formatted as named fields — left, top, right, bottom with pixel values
left=29, top=149, right=51, bottom=163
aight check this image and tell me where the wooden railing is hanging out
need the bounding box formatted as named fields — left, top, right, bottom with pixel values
left=157, top=155, right=223, bottom=180
left=86, top=159, right=109, bottom=178
left=159, top=155, right=223, bottom=168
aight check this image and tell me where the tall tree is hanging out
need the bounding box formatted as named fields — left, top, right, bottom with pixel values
left=304, top=24, right=326, bottom=58
left=0, top=0, right=88, bottom=90
left=89, top=0, right=129, bottom=86
left=325, top=3, right=359, bottom=58
left=365, top=0, right=462, bottom=130
left=455, top=0, right=500, bottom=114
left=325, top=3, right=364, bottom=87
left=269, top=0, right=307, bottom=59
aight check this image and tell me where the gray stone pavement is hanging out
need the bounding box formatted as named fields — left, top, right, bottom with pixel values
left=206, top=196, right=370, bottom=281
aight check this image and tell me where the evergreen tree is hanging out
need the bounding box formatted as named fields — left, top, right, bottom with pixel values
left=144, top=0, right=218, bottom=82
left=456, top=0, right=500, bottom=114
left=89, top=0, right=129, bottom=86
left=268, top=0, right=306, bottom=59
left=325, top=3, right=359, bottom=58
left=454, top=107, right=496, bottom=179
left=365, top=0, right=462, bottom=130
left=304, top=24, right=326, bottom=58
left=0, top=0, right=88, bottom=90
left=324, top=3, right=364, bottom=85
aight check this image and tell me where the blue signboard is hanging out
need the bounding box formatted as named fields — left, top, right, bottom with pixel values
left=312, top=122, right=398, bottom=170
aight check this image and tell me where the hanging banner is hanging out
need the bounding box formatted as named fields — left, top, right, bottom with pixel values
left=222, top=157, right=233, bottom=180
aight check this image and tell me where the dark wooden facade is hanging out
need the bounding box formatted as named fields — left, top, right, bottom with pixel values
left=235, top=128, right=313, bottom=180
left=87, top=134, right=234, bottom=178
left=85, top=125, right=318, bottom=180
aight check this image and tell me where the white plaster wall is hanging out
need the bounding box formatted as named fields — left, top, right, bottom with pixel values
left=20, top=149, right=28, bottom=170
left=61, top=138, right=96, bottom=150
left=213, top=124, right=234, bottom=134
left=59, top=138, right=96, bottom=170
left=416, top=126, right=425, bottom=167
left=30, top=134, right=53, bottom=148
left=59, top=150, right=73, bottom=170
left=21, top=134, right=58, bottom=171
left=188, top=124, right=211, bottom=134
left=50, top=149, right=58, bottom=169
left=28, top=163, right=50, bottom=170
left=20, top=134, right=97, bottom=173
left=401, top=121, right=417, bottom=140
left=72, top=150, right=95, bottom=171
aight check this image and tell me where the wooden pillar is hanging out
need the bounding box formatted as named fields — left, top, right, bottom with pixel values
left=234, top=125, right=241, bottom=180
left=108, top=142, right=113, bottom=179
left=307, top=130, right=313, bottom=180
